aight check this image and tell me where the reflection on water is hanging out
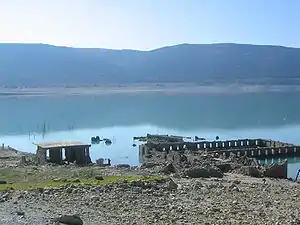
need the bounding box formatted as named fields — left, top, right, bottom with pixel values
left=1, top=92, right=300, bottom=177
left=1, top=92, right=300, bottom=135
left=259, top=157, right=300, bottom=165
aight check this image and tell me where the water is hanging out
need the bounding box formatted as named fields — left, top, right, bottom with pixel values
left=0, top=92, right=300, bottom=178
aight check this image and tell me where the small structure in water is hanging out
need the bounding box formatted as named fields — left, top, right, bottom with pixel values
left=91, top=136, right=112, bottom=145
left=133, top=133, right=192, bottom=143
left=91, top=136, right=101, bottom=144
left=103, top=138, right=112, bottom=145
left=34, top=140, right=92, bottom=165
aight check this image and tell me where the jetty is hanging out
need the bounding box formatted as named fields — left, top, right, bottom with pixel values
left=139, top=138, right=300, bottom=159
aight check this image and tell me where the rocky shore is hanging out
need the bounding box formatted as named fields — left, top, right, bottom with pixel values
left=1, top=149, right=300, bottom=224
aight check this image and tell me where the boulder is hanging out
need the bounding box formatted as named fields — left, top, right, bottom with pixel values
left=140, top=162, right=158, bottom=169
left=167, top=179, right=178, bottom=190
left=94, top=175, right=104, bottom=181
left=184, top=167, right=223, bottom=178
left=238, top=166, right=262, bottom=178
left=160, top=163, right=177, bottom=174
left=16, top=211, right=25, bottom=216
left=116, top=164, right=130, bottom=168
left=216, top=163, right=232, bottom=173
left=54, top=215, right=83, bottom=225
left=264, top=160, right=288, bottom=179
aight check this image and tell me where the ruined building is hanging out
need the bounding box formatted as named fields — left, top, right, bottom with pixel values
left=34, top=141, right=92, bottom=165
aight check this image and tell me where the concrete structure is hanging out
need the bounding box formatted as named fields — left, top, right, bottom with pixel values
left=264, top=159, right=288, bottom=179
left=34, top=141, right=91, bottom=165
left=139, top=138, right=300, bottom=159
left=142, top=139, right=294, bottom=152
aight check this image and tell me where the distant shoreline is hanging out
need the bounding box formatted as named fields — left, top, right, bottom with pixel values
left=1, top=84, right=300, bottom=97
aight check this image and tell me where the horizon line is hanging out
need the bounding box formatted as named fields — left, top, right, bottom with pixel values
left=0, top=42, right=298, bottom=51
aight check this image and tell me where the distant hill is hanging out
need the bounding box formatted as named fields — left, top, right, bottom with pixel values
left=0, top=43, right=300, bottom=87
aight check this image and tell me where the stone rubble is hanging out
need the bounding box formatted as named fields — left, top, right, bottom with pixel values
left=1, top=168, right=300, bottom=225
left=0, top=147, right=297, bottom=224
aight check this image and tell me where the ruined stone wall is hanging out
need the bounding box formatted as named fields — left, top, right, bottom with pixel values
left=264, top=160, right=288, bottom=179
left=36, top=147, right=47, bottom=164
left=140, top=142, right=300, bottom=160
left=264, top=140, right=295, bottom=148
left=145, top=139, right=268, bottom=152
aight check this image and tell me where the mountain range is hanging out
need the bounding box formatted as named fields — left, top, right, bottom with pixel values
left=0, top=43, right=300, bottom=87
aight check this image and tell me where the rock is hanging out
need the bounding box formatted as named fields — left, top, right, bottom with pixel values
left=89, top=195, right=100, bottom=202
left=130, top=180, right=147, bottom=188
left=232, top=180, right=241, bottom=185
left=2, top=192, right=9, bottom=198
left=54, top=214, right=83, bottom=225
left=140, top=162, right=158, bottom=169
left=94, top=175, right=104, bottom=181
left=0, top=180, right=7, bottom=184
left=238, top=166, right=261, bottom=178
left=167, top=179, right=178, bottom=190
left=16, top=211, right=25, bottom=216
left=170, top=173, right=181, bottom=179
left=53, top=178, right=62, bottom=182
left=1, top=193, right=9, bottom=202
left=216, top=163, right=232, bottom=172
left=65, top=188, right=73, bottom=194
left=145, top=154, right=153, bottom=158
left=192, top=181, right=203, bottom=190
left=116, top=164, right=131, bottom=168
left=228, top=183, right=239, bottom=192
left=264, top=160, right=288, bottom=179
left=160, top=163, right=177, bottom=175
left=44, top=189, right=51, bottom=195
left=37, top=187, right=44, bottom=193
left=184, top=167, right=223, bottom=178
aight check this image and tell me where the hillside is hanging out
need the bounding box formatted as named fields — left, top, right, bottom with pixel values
left=0, top=43, right=300, bottom=87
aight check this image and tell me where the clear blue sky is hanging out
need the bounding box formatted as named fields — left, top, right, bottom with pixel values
left=0, top=0, right=299, bottom=50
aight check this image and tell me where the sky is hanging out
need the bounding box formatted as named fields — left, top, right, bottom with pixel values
left=0, top=0, right=299, bottom=50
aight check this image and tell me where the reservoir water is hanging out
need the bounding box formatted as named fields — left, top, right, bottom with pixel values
left=0, top=92, right=300, bottom=178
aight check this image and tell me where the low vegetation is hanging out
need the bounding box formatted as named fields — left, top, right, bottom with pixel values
left=0, top=166, right=165, bottom=191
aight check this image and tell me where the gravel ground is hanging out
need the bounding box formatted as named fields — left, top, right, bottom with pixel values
left=1, top=170, right=300, bottom=225
left=1, top=147, right=299, bottom=225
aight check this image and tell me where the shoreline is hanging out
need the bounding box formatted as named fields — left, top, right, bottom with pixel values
left=1, top=84, right=300, bottom=97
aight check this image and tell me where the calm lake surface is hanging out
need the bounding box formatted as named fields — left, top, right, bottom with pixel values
left=1, top=92, right=300, bottom=179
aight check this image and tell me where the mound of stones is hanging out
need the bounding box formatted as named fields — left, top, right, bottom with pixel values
left=143, top=152, right=289, bottom=179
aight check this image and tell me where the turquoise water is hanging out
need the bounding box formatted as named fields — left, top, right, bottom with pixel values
left=1, top=92, right=300, bottom=178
